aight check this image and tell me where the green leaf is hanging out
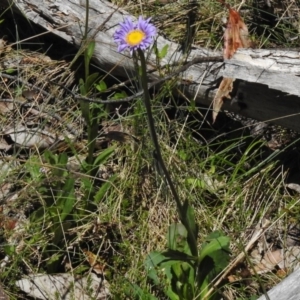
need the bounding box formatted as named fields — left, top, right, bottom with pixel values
left=171, top=261, right=183, bottom=279
left=85, top=72, right=99, bottom=92
left=158, top=44, right=169, bottom=59
left=42, top=150, right=67, bottom=187
left=166, top=289, right=180, bottom=300
left=196, top=231, right=230, bottom=299
left=44, top=150, right=57, bottom=166
left=30, top=206, right=45, bottom=223
left=86, top=40, right=96, bottom=62
left=188, top=98, right=196, bottom=112
left=4, top=245, right=16, bottom=256
left=167, top=223, right=189, bottom=253
left=145, top=251, right=188, bottom=283
left=145, top=251, right=166, bottom=285
left=146, top=251, right=195, bottom=300
left=54, top=177, right=75, bottom=221
left=46, top=252, right=61, bottom=266
left=151, top=252, right=194, bottom=277
left=60, top=194, right=75, bottom=222
left=5, top=68, right=16, bottom=74
left=125, top=283, right=158, bottom=300
left=81, top=177, right=93, bottom=193
left=95, top=80, right=107, bottom=92
left=79, top=78, right=87, bottom=95
left=145, top=251, right=167, bottom=267
left=199, top=237, right=230, bottom=263
left=182, top=200, right=198, bottom=239
left=199, top=232, right=230, bottom=263
left=182, top=282, right=194, bottom=299
left=58, top=152, right=68, bottom=166
left=94, top=146, right=116, bottom=166
left=52, top=152, right=68, bottom=178
left=112, top=91, right=127, bottom=99
left=162, top=249, right=195, bottom=263
left=185, top=178, right=202, bottom=188
left=94, top=174, right=117, bottom=204
left=26, top=156, right=42, bottom=181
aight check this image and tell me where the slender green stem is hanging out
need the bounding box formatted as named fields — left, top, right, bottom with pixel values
left=81, top=0, right=98, bottom=177
left=137, top=48, right=198, bottom=257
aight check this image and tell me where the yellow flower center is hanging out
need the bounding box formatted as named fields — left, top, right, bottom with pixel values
left=126, top=30, right=145, bottom=46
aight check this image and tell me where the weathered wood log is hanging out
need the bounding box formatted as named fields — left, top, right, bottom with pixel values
left=221, top=48, right=300, bottom=96
left=257, top=268, right=300, bottom=300
left=6, top=0, right=300, bottom=133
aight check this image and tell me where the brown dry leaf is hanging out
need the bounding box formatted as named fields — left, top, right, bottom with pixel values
left=212, top=77, right=235, bottom=122
left=0, top=183, right=12, bottom=200
left=22, top=90, right=41, bottom=101
left=0, top=102, right=13, bottom=114
left=227, top=275, right=238, bottom=283
left=252, top=247, right=300, bottom=274
left=276, top=268, right=287, bottom=278
left=83, top=250, right=105, bottom=275
left=212, top=7, right=250, bottom=123
left=0, top=37, right=12, bottom=54
left=0, top=137, right=11, bottom=151
left=252, top=248, right=283, bottom=274
left=4, top=125, right=56, bottom=149
left=0, top=38, right=11, bottom=56
left=224, top=9, right=250, bottom=60
left=0, top=206, right=18, bottom=232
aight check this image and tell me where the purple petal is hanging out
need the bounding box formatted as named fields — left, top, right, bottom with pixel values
left=113, top=16, right=157, bottom=53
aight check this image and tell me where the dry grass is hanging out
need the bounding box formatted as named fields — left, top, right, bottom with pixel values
left=117, top=0, right=300, bottom=49
left=0, top=0, right=299, bottom=299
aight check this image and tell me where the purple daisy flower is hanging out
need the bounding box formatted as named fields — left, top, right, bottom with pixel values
left=113, top=16, right=157, bottom=53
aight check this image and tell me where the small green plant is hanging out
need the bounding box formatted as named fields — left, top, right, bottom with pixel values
left=26, top=145, right=116, bottom=272
left=27, top=151, right=76, bottom=272
left=78, top=39, right=102, bottom=176
left=146, top=228, right=230, bottom=299
left=113, top=16, right=231, bottom=299
left=75, top=0, right=109, bottom=179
